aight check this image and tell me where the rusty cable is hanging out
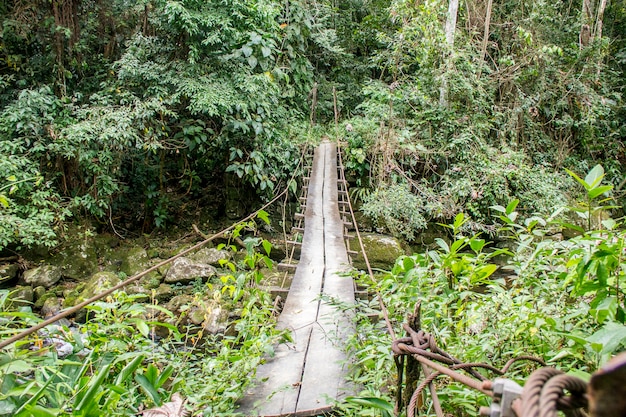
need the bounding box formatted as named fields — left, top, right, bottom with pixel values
left=0, top=146, right=309, bottom=350
left=408, top=370, right=442, bottom=417
left=519, top=367, right=588, bottom=417
left=336, top=143, right=396, bottom=340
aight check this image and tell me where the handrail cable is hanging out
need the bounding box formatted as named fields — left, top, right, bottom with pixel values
left=0, top=145, right=309, bottom=351
left=336, top=142, right=396, bottom=340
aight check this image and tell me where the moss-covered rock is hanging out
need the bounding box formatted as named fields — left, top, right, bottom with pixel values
left=0, top=263, right=19, bottom=284
left=34, top=291, right=59, bottom=309
left=120, top=247, right=150, bottom=276
left=65, top=271, right=121, bottom=307
left=189, top=247, right=231, bottom=266
left=164, top=257, right=216, bottom=284
left=10, top=286, right=34, bottom=307
left=49, top=239, right=99, bottom=281
left=352, top=233, right=406, bottom=270
left=23, top=264, right=62, bottom=288
left=153, top=283, right=175, bottom=302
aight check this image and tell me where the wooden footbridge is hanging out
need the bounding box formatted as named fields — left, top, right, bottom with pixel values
left=238, top=140, right=357, bottom=416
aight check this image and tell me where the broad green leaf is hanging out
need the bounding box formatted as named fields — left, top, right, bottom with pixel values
left=402, top=256, right=415, bottom=271
left=134, top=319, right=150, bottom=338
left=156, top=365, right=174, bottom=389
left=136, top=373, right=161, bottom=405
left=115, top=354, right=145, bottom=385
left=345, top=396, right=394, bottom=415
left=0, top=195, right=7, bottom=208
left=596, top=262, right=608, bottom=286
left=586, top=322, right=626, bottom=355
left=505, top=199, right=519, bottom=215
left=584, top=164, right=605, bottom=189
left=74, top=363, right=111, bottom=411
left=247, top=55, right=258, bottom=69
left=6, top=176, right=16, bottom=182
left=262, top=239, right=272, bottom=256
left=490, top=204, right=506, bottom=214
left=16, top=405, right=60, bottom=417
left=450, top=238, right=467, bottom=253
left=434, top=238, right=449, bottom=252
left=588, top=185, right=612, bottom=200
left=241, top=45, right=253, bottom=57
left=261, top=46, right=272, bottom=57
left=453, top=212, right=465, bottom=228
left=257, top=209, right=270, bottom=224
left=469, top=238, right=485, bottom=253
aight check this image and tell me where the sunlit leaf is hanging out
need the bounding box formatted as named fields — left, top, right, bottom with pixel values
left=584, top=164, right=605, bottom=189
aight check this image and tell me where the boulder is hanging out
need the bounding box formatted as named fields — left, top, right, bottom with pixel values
left=33, top=286, right=47, bottom=301
left=352, top=233, right=406, bottom=270
left=49, top=239, right=99, bottom=281
left=189, top=299, right=229, bottom=334
left=40, top=296, right=63, bottom=318
left=164, top=257, right=216, bottom=284
left=153, top=283, right=175, bottom=302
left=34, top=290, right=59, bottom=309
left=189, top=247, right=231, bottom=266
left=23, top=265, right=62, bottom=288
left=10, top=286, right=34, bottom=307
left=65, top=271, right=121, bottom=307
left=0, top=263, right=19, bottom=284
left=120, top=247, right=150, bottom=277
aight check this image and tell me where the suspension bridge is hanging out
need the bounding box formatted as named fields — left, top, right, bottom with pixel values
left=0, top=139, right=363, bottom=417
left=237, top=140, right=358, bottom=416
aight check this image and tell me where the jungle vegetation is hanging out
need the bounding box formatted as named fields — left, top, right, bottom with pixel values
left=1, top=0, right=626, bottom=415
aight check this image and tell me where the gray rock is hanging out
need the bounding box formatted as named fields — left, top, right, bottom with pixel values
left=352, top=233, right=406, bottom=270
left=120, top=247, right=150, bottom=276
left=41, top=296, right=63, bottom=318
left=153, top=283, right=175, bottom=301
left=50, top=239, right=98, bottom=281
left=189, top=300, right=229, bottom=334
left=0, top=263, right=19, bottom=283
left=11, top=286, right=34, bottom=307
left=33, top=286, right=47, bottom=301
left=189, top=248, right=231, bottom=266
left=23, top=265, right=62, bottom=288
left=65, top=271, right=121, bottom=307
left=164, top=257, right=216, bottom=284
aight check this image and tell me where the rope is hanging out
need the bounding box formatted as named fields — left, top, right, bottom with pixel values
left=520, top=368, right=589, bottom=417
left=336, top=142, right=396, bottom=340
left=0, top=146, right=309, bottom=351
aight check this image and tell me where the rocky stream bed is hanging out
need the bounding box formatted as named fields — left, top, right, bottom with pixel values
left=1, top=225, right=409, bottom=348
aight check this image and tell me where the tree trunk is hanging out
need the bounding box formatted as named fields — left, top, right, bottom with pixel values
left=439, top=0, right=459, bottom=106
left=580, top=0, right=594, bottom=47
left=480, top=0, right=493, bottom=63
left=594, top=0, right=607, bottom=40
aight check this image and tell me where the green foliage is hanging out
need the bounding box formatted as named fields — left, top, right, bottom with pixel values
left=565, top=164, right=616, bottom=231
left=342, top=204, right=626, bottom=416
left=0, top=232, right=282, bottom=415
left=361, top=183, right=427, bottom=241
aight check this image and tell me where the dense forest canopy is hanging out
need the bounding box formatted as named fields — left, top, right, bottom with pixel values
left=0, top=0, right=625, bottom=245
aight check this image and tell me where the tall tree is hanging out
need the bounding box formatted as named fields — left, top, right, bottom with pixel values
left=440, top=0, right=459, bottom=106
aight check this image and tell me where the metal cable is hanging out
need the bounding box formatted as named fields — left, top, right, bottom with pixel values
left=336, top=142, right=396, bottom=340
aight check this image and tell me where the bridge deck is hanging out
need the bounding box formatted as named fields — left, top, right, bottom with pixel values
left=238, top=141, right=355, bottom=416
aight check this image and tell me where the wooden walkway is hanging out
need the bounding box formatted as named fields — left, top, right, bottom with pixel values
left=238, top=141, right=355, bottom=416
